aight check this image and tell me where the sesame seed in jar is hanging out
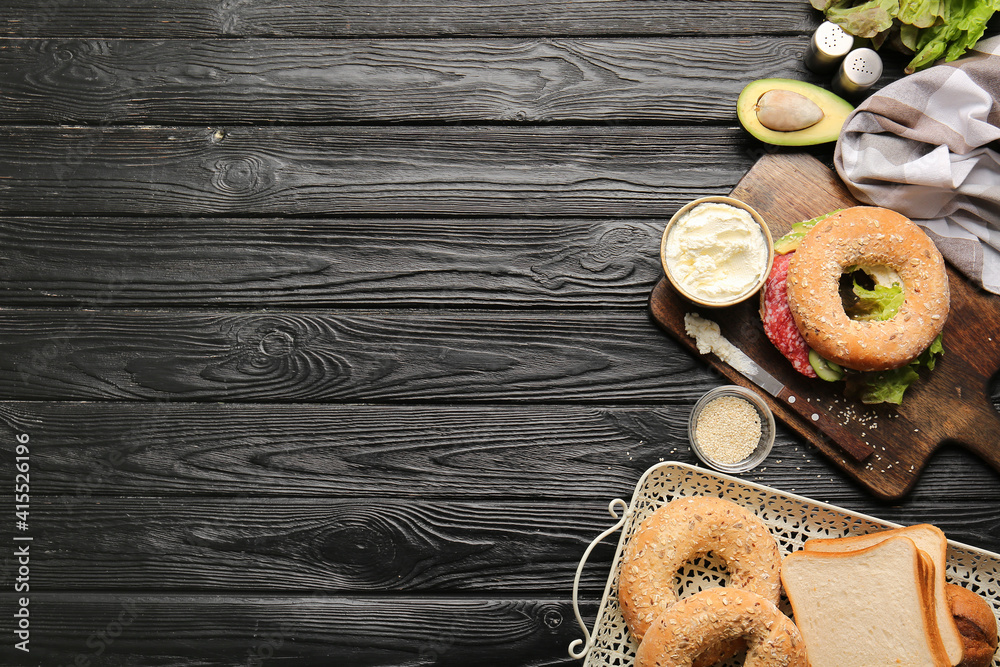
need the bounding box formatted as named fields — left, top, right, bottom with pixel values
left=695, top=396, right=762, bottom=465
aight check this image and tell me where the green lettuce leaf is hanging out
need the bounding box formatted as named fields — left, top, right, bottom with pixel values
left=774, top=210, right=843, bottom=254
left=847, top=280, right=905, bottom=321
left=915, top=333, right=945, bottom=370
left=846, top=334, right=944, bottom=404
left=906, top=21, right=957, bottom=71
left=847, top=365, right=920, bottom=404
left=900, top=22, right=923, bottom=50
left=898, top=0, right=944, bottom=28
left=826, top=0, right=900, bottom=37
left=944, top=0, right=999, bottom=60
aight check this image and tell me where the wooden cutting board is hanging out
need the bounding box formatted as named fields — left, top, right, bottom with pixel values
left=649, top=152, right=1000, bottom=500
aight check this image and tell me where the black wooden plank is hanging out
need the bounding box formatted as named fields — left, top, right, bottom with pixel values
left=3, top=308, right=996, bottom=407
left=0, top=402, right=692, bottom=499
left=0, top=309, right=707, bottom=402
left=2, top=491, right=998, bottom=594
left=0, top=593, right=592, bottom=666
left=0, top=125, right=757, bottom=216
left=0, top=37, right=820, bottom=124
left=1, top=496, right=624, bottom=593
left=1, top=0, right=820, bottom=38
left=2, top=402, right=999, bottom=511
left=0, top=217, right=665, bottom=308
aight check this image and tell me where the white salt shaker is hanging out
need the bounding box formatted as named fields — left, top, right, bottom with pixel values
left=804, top=21, right=855, bottom=73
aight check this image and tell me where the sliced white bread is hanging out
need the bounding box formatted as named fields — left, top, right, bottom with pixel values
left=781, top=535, right=951, bottom=667
left=803, top=524, right=963, bottom=666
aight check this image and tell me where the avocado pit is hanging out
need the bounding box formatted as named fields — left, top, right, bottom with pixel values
left=755, top=89, right=825, bottom=132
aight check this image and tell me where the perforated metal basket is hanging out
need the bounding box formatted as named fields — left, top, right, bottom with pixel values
left=569, top=462, right=1000, bottom=666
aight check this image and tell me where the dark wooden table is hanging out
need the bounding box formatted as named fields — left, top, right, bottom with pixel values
left=0, top=2, right=998, bottom=665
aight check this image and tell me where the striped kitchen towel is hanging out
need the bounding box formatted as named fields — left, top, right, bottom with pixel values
left=835, top=35, right=1000, bottom=294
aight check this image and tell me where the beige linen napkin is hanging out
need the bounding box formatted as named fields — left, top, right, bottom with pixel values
left=835, top=35, right=1000, bottom=294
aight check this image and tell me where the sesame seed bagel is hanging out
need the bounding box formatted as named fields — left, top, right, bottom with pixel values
left=635, top=588, right=807, bottom=667
left=786, top=206, right=950, bottom=372
left=618, top=497, right=782, bottom=646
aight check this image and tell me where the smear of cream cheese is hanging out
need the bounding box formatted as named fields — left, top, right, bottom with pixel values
left=684, top=312, right=755, bottom=375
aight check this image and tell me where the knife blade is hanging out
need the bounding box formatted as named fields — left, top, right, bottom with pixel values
left=723, top=345, right=785, bottom=398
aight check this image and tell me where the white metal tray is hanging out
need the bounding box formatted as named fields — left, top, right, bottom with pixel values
left=569, top=461, right=1000, bottom=666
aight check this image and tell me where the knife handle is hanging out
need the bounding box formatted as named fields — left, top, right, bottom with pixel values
left=773, top=386, right=873, bottom=462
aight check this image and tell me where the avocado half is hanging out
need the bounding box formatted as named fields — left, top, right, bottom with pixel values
left=737, top=79, right=854, bottom=146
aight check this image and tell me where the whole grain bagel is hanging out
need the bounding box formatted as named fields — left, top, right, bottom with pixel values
left=785, top=206, right=949, bottom=372
left=618, top=496, right=782, bottom=646
left=635, top=588, right=807, bottom=667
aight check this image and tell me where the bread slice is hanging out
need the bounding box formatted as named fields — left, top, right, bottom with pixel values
left=803, top=524, right=963, bottom=666
left=781, top=535, right=951, bottom=667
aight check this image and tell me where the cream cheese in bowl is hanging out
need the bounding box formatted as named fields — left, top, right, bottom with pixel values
left=661, top=197, right=773, bottom=307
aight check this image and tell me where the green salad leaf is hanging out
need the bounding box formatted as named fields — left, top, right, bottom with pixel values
left=824, top=0, right=899, bottom=37
left=774, top=209, right=843, bottom=254
left=915, top=332, right=945, bottom=370
left=898, top=0, right=944, bottom=28
left=846, top=279, right=905, bottom=320
left=846, top=364, right=920, bottom=404
left=845, top=333, right=944, bottom=404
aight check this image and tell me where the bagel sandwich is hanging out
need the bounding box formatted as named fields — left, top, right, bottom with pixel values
left=760, top=206, right=949, bottom=405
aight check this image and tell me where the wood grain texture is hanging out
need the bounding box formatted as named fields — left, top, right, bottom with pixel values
left=0, top=491, right=997, bottom=595
left=2, top=402, right=998, bottom=509
left=0, top=125, right=759, bottom=216
left=0, top=593, right=590, bottom=667
left=1, top=402, right=998, bottom=548
left=3, top=496, right=626, bottom=593
left=0, top=0, right=820, bottom=38
left=1, top=2, right=995, bottom=664
left=0, top=309, right=711, bottom=402
left=0, top=37, right=832, bottom=124
left=0, top=402, right=692, bottom=499
left=0, top=217, right=664, bottom=308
